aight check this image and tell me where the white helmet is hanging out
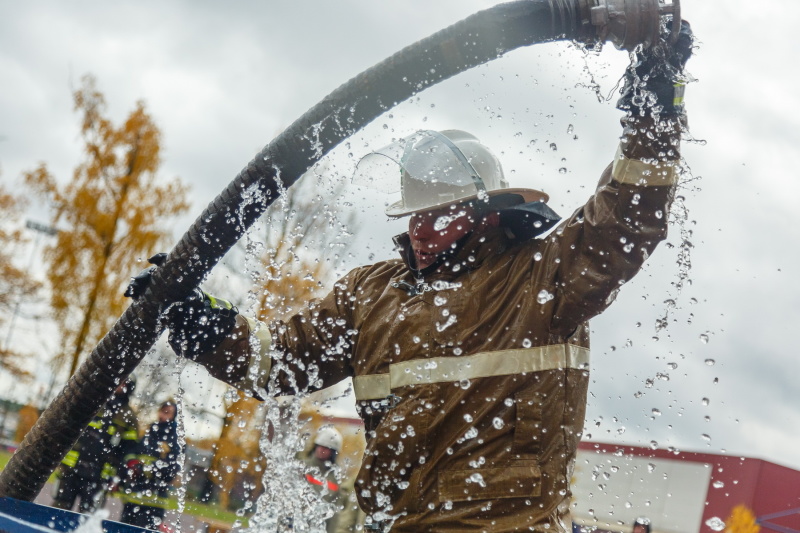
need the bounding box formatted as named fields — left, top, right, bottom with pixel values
left=354, top=129, right=549, bottom=218
left=314, top=426, right=343, bottom=452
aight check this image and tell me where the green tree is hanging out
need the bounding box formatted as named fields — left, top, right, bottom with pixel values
left=24, top=74, right=190, bottom=377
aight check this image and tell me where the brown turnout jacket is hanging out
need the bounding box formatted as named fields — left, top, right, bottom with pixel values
left=202, top=118, right=680, bottom=532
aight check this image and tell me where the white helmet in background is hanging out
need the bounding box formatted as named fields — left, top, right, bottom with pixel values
left=314, top=426, right=343, bottom=452
left=354, top=129, right=549, bottom=218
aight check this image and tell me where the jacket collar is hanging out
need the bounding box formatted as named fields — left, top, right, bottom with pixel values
left=393, top=226, right=511, bottom=279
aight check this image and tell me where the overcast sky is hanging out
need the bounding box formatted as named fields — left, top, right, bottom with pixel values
left=2, top=0, right=799, bottom=476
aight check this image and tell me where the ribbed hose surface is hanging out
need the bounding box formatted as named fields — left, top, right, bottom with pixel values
left=0, top=0, right=588, bottom=501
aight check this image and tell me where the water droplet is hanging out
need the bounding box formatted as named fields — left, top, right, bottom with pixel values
left=699, top=333, right=710, bottom=344
left=492, top=417, right=505, bottom=429
left=537, top=289, right=554, bottom=304
left=549, top=142, right=558, bottom=151
left=712, top=480, right=724, bottom=489
left=704, top=358, right=715, bottom=366
left=701, top=433, right=711, bottom=442
left=702, top=397, right=710, bottom=406
left=651, top=408, right=661, bottom=417
left=522, top=338, right=532, bottom=348
left=558, top=167, right=567, bottom=174
left=466, top=473, right=486, bottom=487
left=463, top=414, right=473, bottom=423
left=705, top=517, right=726, bottom=531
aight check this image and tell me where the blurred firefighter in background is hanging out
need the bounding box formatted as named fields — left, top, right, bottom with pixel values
left=118, top=400, right=182, bottom=530
left=52, top=378, right=139, bottom=513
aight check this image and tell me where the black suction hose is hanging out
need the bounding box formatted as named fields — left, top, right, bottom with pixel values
left=0, top=0, right=592, bottom=501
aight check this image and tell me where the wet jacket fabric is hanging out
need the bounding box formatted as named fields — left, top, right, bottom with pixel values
left=202, top=119, right=679, bottom=531
left=60, top=396, right=139, bottom=481
left=119, top=419, right=182, bottom=508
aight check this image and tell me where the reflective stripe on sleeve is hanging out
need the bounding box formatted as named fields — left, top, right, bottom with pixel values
left=353, top=344, right=590, bottom=401
left=116, top=491, right=172, bottom=509
left=305, top=473, right=339, bottom=492
left=236, top=316, right=274, bottom=394
left=61, top=450, right=80, bottom=468
left=612, top=145, right=678, bottom=186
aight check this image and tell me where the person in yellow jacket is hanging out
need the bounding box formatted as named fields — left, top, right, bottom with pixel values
left=127, top=21, right=694, bottom=533
left=52, top=379, right=138, bottom=513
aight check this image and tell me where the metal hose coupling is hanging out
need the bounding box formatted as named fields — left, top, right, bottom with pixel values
left=580, top=0, right=681, bottom=50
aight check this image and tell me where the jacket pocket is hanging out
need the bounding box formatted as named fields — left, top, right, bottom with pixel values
left=513, top=391, right=543, bottom=455
left=437, top=462, right=542, bottom=502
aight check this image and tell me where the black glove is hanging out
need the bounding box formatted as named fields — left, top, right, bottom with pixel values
left=617, top=20, right=694, bottom=117
left=124, top=253, right=238, bottom=360
left=124, top=253, right=167, bottom=298
left=165, top=289, right=238, bottom=360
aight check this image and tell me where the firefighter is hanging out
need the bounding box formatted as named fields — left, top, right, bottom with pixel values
left=127, top=21, right=694, bottom=532
left=117, top=400, right=181, bottom=530
left=52, top=378, right=139, bottom=514
left=299, top=426, right=346, bottom=533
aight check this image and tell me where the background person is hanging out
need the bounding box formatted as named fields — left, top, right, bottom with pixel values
left=118, top=400, right=181, bottom=530
left=51, top=378, right=138, bottom=514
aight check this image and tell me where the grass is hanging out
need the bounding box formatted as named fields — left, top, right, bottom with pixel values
left=0, top=450, right=246, bottom=526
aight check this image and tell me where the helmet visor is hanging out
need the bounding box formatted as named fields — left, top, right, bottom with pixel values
left=354, top=130, right=486, bottom=214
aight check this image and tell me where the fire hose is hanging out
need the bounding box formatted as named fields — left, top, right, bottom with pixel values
left=0, top=0, right=679, bottom=501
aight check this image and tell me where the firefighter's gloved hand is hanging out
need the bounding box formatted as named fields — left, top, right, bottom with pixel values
left=165, top=290, right=238, bottom=360
left=617, top=20, right=694, bottom=117
left=124, top=253, right=167, bottom=299
left=124, top=252, right=238, bottom=359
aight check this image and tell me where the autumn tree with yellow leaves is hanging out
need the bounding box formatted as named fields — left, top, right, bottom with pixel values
left=0, top=181, right=41, bottom=377
left=24, top=74, right=190, bottom=378
left=725, top=504, right=760, bottom=533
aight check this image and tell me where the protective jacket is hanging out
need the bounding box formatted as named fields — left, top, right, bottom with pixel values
left=199, top=118, right=680, bottom=532
left=60, top=395, right=139, bottom=482
left=119, top=419, right=181, bottom=509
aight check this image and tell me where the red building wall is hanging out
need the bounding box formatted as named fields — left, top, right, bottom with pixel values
left=579, top=442, right=800, bottom=532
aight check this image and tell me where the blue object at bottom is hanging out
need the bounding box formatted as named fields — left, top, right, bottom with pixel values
left=0, top=497, right=149, bottom=533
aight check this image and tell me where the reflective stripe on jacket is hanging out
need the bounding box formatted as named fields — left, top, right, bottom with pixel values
left=60, top=402, right=139, bottom=480
left=205, top=119, right=680, bottom=532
